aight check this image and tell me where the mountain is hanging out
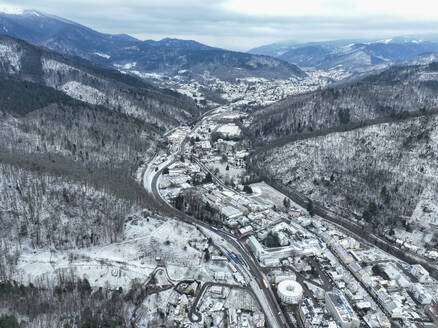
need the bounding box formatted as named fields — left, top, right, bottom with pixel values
left=0, top=70, right=174, bottom=326
left=0, top=35, right=198, bottom=129
left=408, top=52, right=438, bottom=65
left=249, top=37, right=438, bottom=76
left=0, top=9, right=306, bottom=81
left=249, top=62, right=438, bottom=142
left=249, top=38, right=361, bottom=57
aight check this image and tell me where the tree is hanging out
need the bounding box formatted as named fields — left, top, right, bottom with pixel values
left=265, top=232, right=281, bottom=248
left=174, top=195, right=184, bottom=210
left=372, top=264, right=389, bottom=280
left=226, top=165, right=230, bottom=171
left=243, top=185, right=253, bottom=194
left=203, top=173, right=212, bottom=184
left=363, top=201, right=378, bottom=222
left=0, top=315, right=19, bottom=328
left=162, top=167, right=169, bottom=175
left=307, top=199, right=315, bottom=217
left=283, top=197, right=291, bottom=209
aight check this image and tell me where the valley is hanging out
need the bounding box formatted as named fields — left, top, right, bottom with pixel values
left=0, top=5, right=438, bottom=328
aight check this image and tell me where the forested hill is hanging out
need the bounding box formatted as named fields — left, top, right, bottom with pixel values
left=0, top=72, right=165, bottom=253
left=0, top=35, right=199, bottom=129
left=0, top=40, right=174, bottom=326
left=249, top=62, right=438, bottom=142
left=0, top=72, right=74, bottom=116
left=257, top=112, right=438, bottom=252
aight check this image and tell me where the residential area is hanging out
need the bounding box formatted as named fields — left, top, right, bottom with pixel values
left=145, top=105, right=438, bottom=328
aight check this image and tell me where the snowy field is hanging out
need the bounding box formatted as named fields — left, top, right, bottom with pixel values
left=224, top=289, right=261, bottom=312
left=12, top=214, right=228, bottom=289
left=217, top=124, right=241, bottom=138
left=249, top=182, right=288, bottom=208
left=207, top=160, right=246, bottom=184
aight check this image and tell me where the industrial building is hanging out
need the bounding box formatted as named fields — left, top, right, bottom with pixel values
left=325, top=290, right=360, bottom=328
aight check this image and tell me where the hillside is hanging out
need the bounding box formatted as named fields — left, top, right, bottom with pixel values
left=256, top=113, right=438, bottom=251
left=0, top=10, right=306, bottom=82
left=249, top=62, right=438, bottom=141
left=0, top=35, right=198, bottom=129
left=0, top=76, right=221, bottom=327
left=0, top=71, right=166, bottom=268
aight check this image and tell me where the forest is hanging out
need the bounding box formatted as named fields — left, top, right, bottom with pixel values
left=250, top=63, right=438, bottom=142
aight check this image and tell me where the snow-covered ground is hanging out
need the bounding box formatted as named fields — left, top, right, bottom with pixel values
left=60, top=81, right=106, bottom=104
left=12, top=214, right=227, bottom=289
left=0, top=42, right=22, bottom=73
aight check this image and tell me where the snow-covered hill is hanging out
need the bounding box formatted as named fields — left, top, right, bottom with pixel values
left=0, top=35, right=198, bottom=129
left=258, top=114, right=438, bottom=250
left=250, top=62, right=438, bottom=141
left=249, top=37, right=438, bottom=78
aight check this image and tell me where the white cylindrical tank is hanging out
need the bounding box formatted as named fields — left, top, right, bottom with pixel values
left=277, top=279, right=303, bottom=304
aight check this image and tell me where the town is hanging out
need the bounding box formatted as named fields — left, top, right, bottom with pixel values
left=141, top=104, right=438, bottom=328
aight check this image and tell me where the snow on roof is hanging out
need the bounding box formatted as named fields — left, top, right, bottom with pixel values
left=278, top=280, right=303, bottom=298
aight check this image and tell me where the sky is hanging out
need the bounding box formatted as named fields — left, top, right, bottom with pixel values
left=1, top=0, right=438, bottom=51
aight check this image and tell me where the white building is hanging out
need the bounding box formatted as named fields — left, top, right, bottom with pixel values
left=248, top=236, right=264, bottom=258
left=239, top=225, right=253, bottom=236
left=248, top=235, right=312, bottom=265
left=335, top=245, right=353, bottom=264
left=410, top=283, right=433, bottom=305
left=214, top=272, right=228, bottom=281
left=253, top=312, right=265, bottom=328
left=299, top=299, right=324, bottom=328
left=228, top=308, right=237, bottom=326
left=325, top=290, right=360, bottom=328
left=410, top=264, right=429, bottom=283
left=277, top=280, right=303, bottom=304
left=220, top=206, right=243, bottom=220
left=210, top=286, right=224, bottom=295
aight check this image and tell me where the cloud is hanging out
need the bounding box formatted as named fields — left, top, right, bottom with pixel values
left=1, top=0, right=438, bottom=51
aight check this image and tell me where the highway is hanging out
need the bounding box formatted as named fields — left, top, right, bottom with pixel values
left=147, top=122, right=290, bottom=327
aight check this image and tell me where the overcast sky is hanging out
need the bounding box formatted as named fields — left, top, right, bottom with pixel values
left=1, top=0, right=438, bottom=51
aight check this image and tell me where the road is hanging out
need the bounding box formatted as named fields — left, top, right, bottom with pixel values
left=147, top=121, right=289, bottom=327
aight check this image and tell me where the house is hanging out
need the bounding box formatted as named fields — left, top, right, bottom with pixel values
left=410, top=264, right=429, bottom=283
left=410, top=283, right=433, bottom=305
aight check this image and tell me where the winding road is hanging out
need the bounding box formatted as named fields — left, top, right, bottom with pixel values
left=146, top=115, right=290, bottom=327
